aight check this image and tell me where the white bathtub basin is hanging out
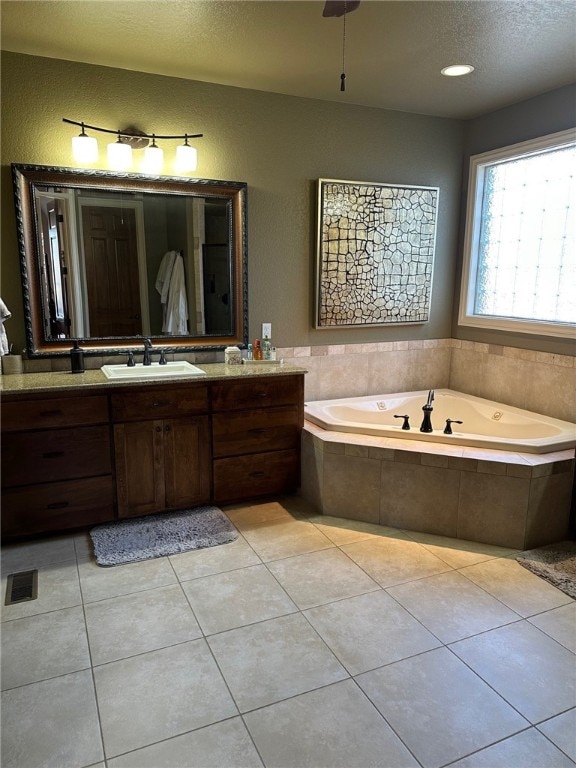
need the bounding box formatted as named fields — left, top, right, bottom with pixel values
left=304, top=389, right=576, bottom=453
left=101, top=361, right=206, bottom=380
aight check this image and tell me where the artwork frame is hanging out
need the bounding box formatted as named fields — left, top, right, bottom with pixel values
left=315, top=178, right=439, bottom=328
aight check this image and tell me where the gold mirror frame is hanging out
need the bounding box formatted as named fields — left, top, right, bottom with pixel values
left=12, top=164, right=248, bottom=356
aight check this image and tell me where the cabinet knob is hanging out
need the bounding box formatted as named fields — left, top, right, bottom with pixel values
left=155, top=426, right=162, bottom=432
left=164, top=424, right=171, bottom=432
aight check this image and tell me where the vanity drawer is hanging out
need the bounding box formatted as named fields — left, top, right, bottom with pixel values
left=212, top=406, right=300, bottom=458
left=1, top=476, right=115, bottom=539
left=2, top=395, right=109, bottom=432
left=111, top=384, right=209, bottom=422
left=212, top=375, right=302, bottom=412
left=2, top=426, right=112, bottom=488
left=213, top=449, right=300, bottom=504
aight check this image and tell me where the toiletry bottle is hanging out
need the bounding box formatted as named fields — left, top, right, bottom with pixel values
left=253, top=339, right=263, bottom=360
left=246, top=343, right=253, bottom=361
left=70, top=340, right=85, bottom=373
left=262, top=336, right=271, bottom=360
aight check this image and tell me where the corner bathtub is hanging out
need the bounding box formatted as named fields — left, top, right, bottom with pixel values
left=304, top=388, right=576, bottom=454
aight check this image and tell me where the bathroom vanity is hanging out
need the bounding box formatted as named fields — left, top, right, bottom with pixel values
left=1, top=365, right=305, bottom=540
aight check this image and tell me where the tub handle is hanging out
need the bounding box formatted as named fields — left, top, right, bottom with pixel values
left=394, top=414, right=411, bottom=430
left=444, top=419, right=463, bottom=435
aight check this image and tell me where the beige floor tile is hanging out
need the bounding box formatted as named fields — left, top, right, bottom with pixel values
left=244, top=679, right=419, bottom=768
left=181, top=564, right=297, bottom=634
left=85, top=584, right=202, bottom=665
left=240, top=519, right=334, bottom=562
left=307, top=515, right=407, bottom=545
left=304, top=590, right=440, bottom=674
left=169, top=535, right=261, bottom=581
left=1, top=606, right=90, bottom=690
left=107, top=717, right=264, bottom=768
left=224, top=500, right=296, bottom=530
left=451, top=622, right=576, bottom=724
left=0, top=669, right=103, bottom=768
left=357, top=647, right=528, bottom=768
left=267, top=548, right=380, bottom=609
left=207, top=613, right=348, bottom=712
left=447, top=728, right=575, bottom=767
left=460, top=558, right=573, bottom=617
left=94, top=639, right=237, bottom=758
left=387, top=570, right=520, bottom=643
left=537, top=709, right=576, bottom=762
left=78, top=555, right=177, bottom=603
left=405, top=530, right=519, bottom=568
left=341, top=536, right=452, bottom=588
left=1, top=561, right=81, bottom=622
left=1, top=535, right=77, bottom=573
left=528, top=602, right=576, bottom=653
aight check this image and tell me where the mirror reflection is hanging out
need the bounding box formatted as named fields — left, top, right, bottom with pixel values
left=37, top=188, right=231, bottom=339
left=13, top=165, right=248, bottom=355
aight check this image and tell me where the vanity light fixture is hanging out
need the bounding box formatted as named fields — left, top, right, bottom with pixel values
left=63, top=118, right=203, bottom=174
left=141, top=134, right=164, bottom=174
left=175, top=135, right=198, bottom=172
left=71, top=122, right=99, bottom=164
left=108, top=131, right=133, bottom=171
left=441, top=64, right=475, bottom=77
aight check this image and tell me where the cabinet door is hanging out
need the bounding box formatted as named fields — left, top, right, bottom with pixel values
left=164, top=416, right=211, bottom=510
left=114, top=420, right=165, bottom=518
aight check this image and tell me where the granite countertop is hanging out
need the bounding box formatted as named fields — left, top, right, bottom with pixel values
left=0, top=362, right=307, bottom=396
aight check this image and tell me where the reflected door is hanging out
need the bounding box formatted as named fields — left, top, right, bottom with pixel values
left=81, top=206, right=142, bottom=337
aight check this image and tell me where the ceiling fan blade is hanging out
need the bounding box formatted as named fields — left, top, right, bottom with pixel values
left=322, top=1, right=360, bottom=18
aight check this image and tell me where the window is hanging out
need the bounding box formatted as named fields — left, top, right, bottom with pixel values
left=459, top=128, right=576, bottom=337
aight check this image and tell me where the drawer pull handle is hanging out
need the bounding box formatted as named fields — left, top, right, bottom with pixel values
left=249, top=471, right=266, bottom=478
left=42, top=451, right=65, bottom=459
left=152, top=400, right=170, bottom=408
left=47, top=501, right=69, bottom=510
left=257, top=392, right=269, bottom=398
left=248, top=428, right=266, bottom=434
left=39, top=410, right=63, bottom=417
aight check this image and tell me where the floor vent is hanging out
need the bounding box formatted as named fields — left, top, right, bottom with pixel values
left=5, top=569, right=38, bottom=605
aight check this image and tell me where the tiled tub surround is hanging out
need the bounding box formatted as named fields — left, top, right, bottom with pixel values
left=279, top=339, right=575, bottom=424
left=302, top=422, right=575, bottom=550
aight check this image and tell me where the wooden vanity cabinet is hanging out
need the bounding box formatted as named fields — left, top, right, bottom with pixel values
left=1, top=394, right=114, bottom=538
left=1, top=372, right=304, bottom=540
left=111, top=385, right=211, bottom=518
left=211, top=375, right=304, bottom=504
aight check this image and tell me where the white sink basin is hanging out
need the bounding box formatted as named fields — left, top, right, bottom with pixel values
left=101, top=361, right=207, bottom=380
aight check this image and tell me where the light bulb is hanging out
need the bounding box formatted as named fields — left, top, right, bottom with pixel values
left=72, top=125, right=98, bottom=164
left=142, top=136, right=163, bottom=173
left=175, top=140, right=197, bottom=173
left=108, top=135, right=132, bottom=170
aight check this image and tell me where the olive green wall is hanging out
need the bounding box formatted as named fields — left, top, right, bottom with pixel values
left=1, top=51, right=464, bottom=353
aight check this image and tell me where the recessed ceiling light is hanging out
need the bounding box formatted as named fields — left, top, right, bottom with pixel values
left=441, top=64, right=475, bottom=77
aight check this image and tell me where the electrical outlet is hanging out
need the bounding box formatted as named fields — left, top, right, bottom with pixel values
left=262, top=322, right=272, bottom=339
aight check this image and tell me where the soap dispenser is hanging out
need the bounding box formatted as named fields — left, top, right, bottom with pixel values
left=70, top=340, right=85, bottom=374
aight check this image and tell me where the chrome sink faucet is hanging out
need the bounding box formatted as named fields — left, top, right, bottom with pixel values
left=143, top=337, right=153, bottom=366
left=420, top=389, right=434, bottom=433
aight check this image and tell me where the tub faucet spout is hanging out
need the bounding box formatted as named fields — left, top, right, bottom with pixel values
left=420, top=389, right=434, bottom=433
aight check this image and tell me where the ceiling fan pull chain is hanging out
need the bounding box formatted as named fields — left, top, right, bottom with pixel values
left=340, top=0, right=347, bottom=92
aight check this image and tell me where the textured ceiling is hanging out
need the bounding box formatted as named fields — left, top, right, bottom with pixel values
left=1, top=0, right=575, bottom=119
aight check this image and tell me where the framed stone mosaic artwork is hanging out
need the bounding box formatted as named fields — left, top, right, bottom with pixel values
left=315, top=179, right=439, bottom=328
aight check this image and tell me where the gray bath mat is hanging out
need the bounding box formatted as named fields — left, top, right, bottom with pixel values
left=517, top=540, right=576, bottom=599
left=90, top=506, right=238, bottom=567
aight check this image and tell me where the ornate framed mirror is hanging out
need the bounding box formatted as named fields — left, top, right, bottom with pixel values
left=12, top=164, right=248, bottom=356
